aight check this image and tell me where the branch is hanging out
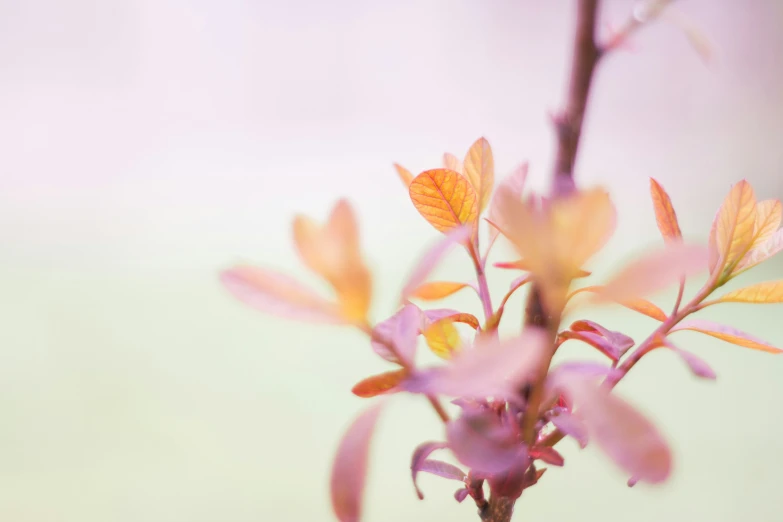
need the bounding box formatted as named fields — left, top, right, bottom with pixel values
left=485, top=2, right=602, bottom=521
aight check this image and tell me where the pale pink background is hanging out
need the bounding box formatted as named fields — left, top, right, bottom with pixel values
left=0, top=1, right=781, bottom=521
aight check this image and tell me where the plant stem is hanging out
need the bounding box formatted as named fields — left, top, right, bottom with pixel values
left=470, top=243, right=495, bottom=322
left=489, top=2, right=601, bottom=521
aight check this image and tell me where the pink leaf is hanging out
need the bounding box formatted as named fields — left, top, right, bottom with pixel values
left=330, top=401, right=386, bottom=522
left=446, top=411, right=528, bottom=476
left=421, top=308, right=463, bottom=324
left=220, top=266, right=343, bottom=323
left=400, top=226, right=473, bottom=303
left=404, top=327, right=548, bottom=399
left=370, top=306, right=421, bottom=363
left=549, top=411, right=589, bottom=449
left=410, top=441, right=448, bottom=499
left=559, top=320, right=635, bottom=362
left=663, top=340, right=716, bottom=380
left=558, top=378, right=672, bottom=484
left=530, top=446, right=565, bottom=466
left=558, top=330, right=622, bottom=362
left=454, top=488, right=470, bottom=503
left=594, top=243, right=709, bottom=303
left=670, top=318, right=782, bottom=354
left=417, top=460, right=467, bottom=482
left=394, top=304, right=423, bottom=365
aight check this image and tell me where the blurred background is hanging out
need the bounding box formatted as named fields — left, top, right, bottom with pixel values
left=1, top=0, right=782, bottom=521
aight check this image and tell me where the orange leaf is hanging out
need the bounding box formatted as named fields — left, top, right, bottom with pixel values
left=649, top=178, right=682, bottom=242
left=671, top=319, right=782, bottom=354
left=732, top=201, right=783, bottom=275
left=712, top=180, right=757, bottom=275
left=485, top=163, right=528, bottom=258
left=410, top=281, right=471, bottom=301
left=462, top=137, right=495, bottom=213
left=713, top=280, right=783, bottom=304
left=494, top=259, right=591, bottom=277
left=394, top=163, right=414, bottom=187
left=220, top=265, right=344, bottom=323
left=443, top=152, right=464, bottom=174
left=444, top=313, right=481, bottom=330
left=493, top=186, right=616, bottom=312
left=733, top=229, right=783, bottom=275
left=618, top=298, right=668, bottom=322
left=567, top=286, right=667, bottom=321
left=292, top=200, right=373, bottom=323
left=424, top=319, right=462, bottom=359
left=352, top=369, right=408, bottom=398
left=409, top=169, right=478, bottom=233
left=751, top=200, right=782, bottom=247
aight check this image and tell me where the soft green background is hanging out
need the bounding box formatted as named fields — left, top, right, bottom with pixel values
left=1, top=1, right=782, bottom=520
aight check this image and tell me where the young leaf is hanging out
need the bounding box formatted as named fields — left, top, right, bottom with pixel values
left=370, top=307, right=421, bottom=364
left=571, top=320, right=635, bottom=355
left=462, top=137, right=495, bottom=213
left=292, top=200, right=372, bottom=323
left=670, top=319, right=783, bottom=354
left=394, top=304, right=423, bottom=365
left=417, top=460, right=467, bottom=482
left=220, top=266, right=343, bottom=324
left=733, top=229, right=783, bottom=275
left=454, top=488, right=470, bottom=503
left=493, top=185, right=616, bottom=311
left=750, top=200, right=782, bottom=247
left=649, top=178, right=682, bottom=242
left=400, top=226, right=473, bottom=303
left=485, top=162, right=528, bottom=256
left=330, top=401, right=386, bottom=522
left=443, top=152, right=464, bottom=174
left=424, top=318, right=462, bottom=359
left=352, top=369, right=409, bottom=398
left=662, top=340, right=716, bottom=380
left=549, top=412, right=589, bottom=449
left=730, top=200, right=783, bottom=276
left=419, top=308, right=479, bottom=331
left=593, top=243, right=708, bottom=303
left=530, top=446, right=565, bottom=467
left=446, top=411, right=528, bottom=475
left=567, top=286, right=668, bottom=321
left=711, top=180, right=757, bottom=275
left=403, top=327, right=548, bottom=399
left=558, top=377, right=672, bottom=484
left=559, top=321, right=635, bottom=362
left=409, top=169, right=479, bottom=233
left=394, top=163, right=414, bottom=187
left=409, top=281, right=472, bottom=301
left=410, top=441, right=449, bottom=499
left=712, top=280, right=783, bottom=304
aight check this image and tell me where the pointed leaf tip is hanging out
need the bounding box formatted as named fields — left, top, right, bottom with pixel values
left=394, top=163, right=414, bottom=187
left=351, top=369, right=408, bottom=398
left=649, top=178, right=682, bottom=242
left=220, top=265, right=343, bottom=324
left=671, top=319, right=782, bottom=354
left=410, top=441, right=448, bottom=500
left=463, top=137, right=495, bottom=213
left=330, top=402, right=386, bottom=522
